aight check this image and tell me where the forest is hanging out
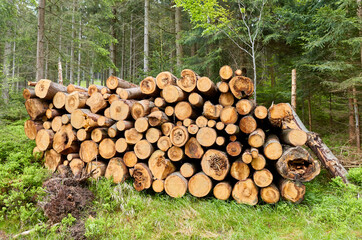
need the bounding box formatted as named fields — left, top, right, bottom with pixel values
left=0, top=0, right=361, bottom=239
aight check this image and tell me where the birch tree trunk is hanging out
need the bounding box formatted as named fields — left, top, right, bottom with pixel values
left=291, top=69, right=297, bottom=110
left=144, top=0, right=149, bottom=72
left=36, top=0, right=46, bottom=81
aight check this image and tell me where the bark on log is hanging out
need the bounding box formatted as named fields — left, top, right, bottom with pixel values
left=77, top=129, right=90, bottom=141
left=225, top=124, right=239, bottom=135
left=23, top=88, right=36, bottom=100
left=242, top=150, right=253, bottom=164
left=97, top=116, right=116, bottom=127
left=46, top=109, right=62, bottom=119
left=217, top=81, right=229, bottom=93
left=236, top=99, right=255, bottom=115
left=106, top=75, right=137, bottom=90
left=35, top=79, right=68, bottom=100
left=251, top=154, right=266, bottom=170
left=88, top=84, right=103, bottom=96
left=201, top=150, right=230, bottom=181
left=24, top=120, right=44, bottom=140
left=185, top=137, right=204, bottom=159
left=91, top=128, right=108, bottom=143
left=156, top=71, right=177, bottom=89
left=79, top=140, right=98, bottom=163
left=148, top=111, right=169, bottom=127
left=133, top=163, right=153, bottom=191
left=105, top=157, right=129, bottom=183
left=248, top=128, right=265, bottom=148
left=229, top=76, right=254, bottom=99
left=188, top=172, right=213, bottom=197
left=197, top=76, right=217, bottom=95
left=118, top=87, right=146, bottom=100
left=154, top=97, right=166, bottom=108
left=108, top=123, right=119, bottom=138
left=25, top=98, right=49, bottom=120
left=86, top=161, right=107, bottom=179
left=65, top=92, right=88, bottom=113
left=175, top=101, right=197, bottom=120
left=86, top=92, right=108, bottom=113
left=131, top=100, right=155, bottom=120
left=230, top=160, right=250, bottom=181
left=189, top=93, right=204, bottom=108
left=67, top=84, right=88, bottom=93
left=164, top=172, right=188, bottom=198
left=177, top=69, right=199, bottom=92
left=149, top=150, right=176, bottom=179
left=232, top=178, right=258, bottom=205
left=213, top=182, right=232, bottom=200
left=280, top=129, right=307, bottom=146
left=263, top=135, right=283, bottom=160
left=116, top=120, right=134, bottom=131
left=110, top=100, right=136, bottom=120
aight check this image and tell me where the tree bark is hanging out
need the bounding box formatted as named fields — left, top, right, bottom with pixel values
left=175, top=6, right=183, bottom=68
left=36, top=0, right=46, bottom=81
left=291, top=69, right=297, bottom=110
left=144, top=0, right=149, bottom=72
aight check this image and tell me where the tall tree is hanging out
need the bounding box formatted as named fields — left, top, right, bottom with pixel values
left=175, top=5, right=183, bottom=68
left=36, top=0, right=46, bottom=81
left=144, top=0, right=150, bottom=72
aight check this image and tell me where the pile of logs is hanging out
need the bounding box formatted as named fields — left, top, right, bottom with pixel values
left=23, top=65, right=323, bottom=205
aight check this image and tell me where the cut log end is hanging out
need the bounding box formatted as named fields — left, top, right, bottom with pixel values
left=213, top=182, right=232, bottom=200
left=232, top=179, right=258, bottom=205
left=164, top=172, right=188, bottom=198
left=188, top=172, right=212, bottom=197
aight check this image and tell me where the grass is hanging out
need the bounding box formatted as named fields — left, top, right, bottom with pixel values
left=0, top=120, right=361, bottom=239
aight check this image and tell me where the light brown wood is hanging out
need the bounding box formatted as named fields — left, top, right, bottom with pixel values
left=105, top=157, right=129, bottom=183
left=107, top=123, right=118, bottom=138
left=46, top=109, right=62, bottom=119
left=232, top=178, right=258, bottom=205
left=36, top=129, right=54, bottom=151
left=44, top=149, right=62, bottom=172
left=35, top=79, right=68, bottom=100
left=201, top=149, right=230, bottom=181
left=225, top=124, right=239, bottom=135
left=108, top=94, right=121, bottom=104
left=154, top=97, right=166, bottom=108
left=239, top=115, right=257, bottom=134
left=161, top=122, right=174, bottom=136
left=253, top=169, right=273, bottom=188
left=99, top=138, right=116, bottom=159
left=188, top=92, right=204, bottom=108
left=53, top=124, right=78, bottom=154
left=263, top=135, right=283, bottom=160
left=183, top=118, right=195, bottom=127
left=203, top=101, right=223, bottom=120
left=279, top=179, right=305, bottom=204
left=140, top=76, right=159, bottom=96
left=215, top=136, right=225, bottom=146
left=236, top=99, right=255, bottom=115
left=123, top=151, right=138, bottom=167
left=260, top=184, right=280, bottom=204
left=180, top=163, right=196, bottom=178
left=53, top=92, right=68, bottom=109
left=164, top=172, right=188, bottom=198
left=131, top=100, right=155, bottom=120
left=133, top=163, right=153, bottom=191
left=148, top=111, right=169, bottom=126
left=51, top=116, right=62, bottom=132
left=125, top=128, right=143, bottom=144
left=104, top=108, right=111, bottom=118
left=235, top=69, right=242, bottom=76
left=206, top=120, right=215, bottom=128
left=188, top=172, right=212, bottom=197
left=97, top=116, right=115, bottom=127
left=69, top=158, right=84, bottom=178
left=167, top=146, right=184, bottom=161
left=115, top=138, right=128, bottom=153
left=106, top=75, right=137, bottom=90
left=219, top=65, right=233, bottom=80
left=242, top=150, right=253, bottom=164
left=134, top=139, right=154, bottom=159
left=188, top=124, right=199, bottom=135
left=116, top=120, right=134, bottom=131
left=23, top=88, right=36, bottom=100
left=43, top=121, right=51, bottom=130
left=196, top=127, right=217, bottom=147
left=118, top=87, right=146, bottom=100
left=248, top=128, right=265, bottom=148
left=230, top=160, right=250, bottom=181
left=71, top=109, right=102, bottom=130
left=213, top=182, right=232, bottom=200
left=177, top=69, right=199, bottom=92
left=251, top=148, right=258, bottom=158
left=165, top=106, right=174, bottom=117
left=196, top=116, right=208, bottom=128
left=170, top=126, right=189, bottom=147
left=216, top=122, right=225, bottom=130
left=268, top=103, right=293, bottom=127
left=24, top=120, right=44, bottom=140
left=91, top=128, right=108, bottom=143
left=217, top=81, right=229, bottom=93
left=67, top=153, right=80, bottom=161
left=86, top=92, right=107, bottom=113
left=146, top=128, right=162, bottom=143
left=254, top=105, right=268, bottom=120
left=280, top=129, right=307, bottom=146
left=25, top=98, right=49, bottom=120
left=185, top=137, right=204, bottom=159
left=251, top=154, right=266, bottom=170
left=226, top=141, right=243, bottom=157
left=219, top=92, right=234, bottom=107
left=101, top=87, right=111, bottom=95
left=110, top=100, right=136, bottom=120
left=135, top=117, right=149, bottom=133
left=65, top=91, right=88, bottom=113
left=156, top=71, right=177, bottom=89
left=67, top=84, right=87, bottom=93
left=152, top=179, right=165, bottom=193
left=229, top=76, right=254, bottom=99
left=175, top=101, right=197, bottom=120
left=162, top=85, right=187, bottom=103
left=197, top=76, right=217, bottom=95
left=157, top=136, right=172, bottom=151
left=79, top=140, right=98, bottom=163
left=61, top=114, right=71, bottom=124
left=86, top=161, right=107, bottom=179
left=88, top=84, right=103, bottom=96
left=149, top=150, right=176, bottom=180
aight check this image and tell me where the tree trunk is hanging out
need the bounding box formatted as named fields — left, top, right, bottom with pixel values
left=148, top=150, right=176, bottom=180
left=24, top=120, right=44, bottom=140
left=201, top=149, right=229, bottom=181
left=77, top=19, right=82, bottom=86
left=175, top=6, right=183, bottom=68
left=291, top=69, right=297, bottom=110
left=164, top=172, right=188, bottom=198
left=36, top=0, right=45, bottom=81
left=353, top=86, right=360, bottom=152
left=230, top=160, right=250, bottom=181
left=144, top=0, right=149, bottom=72
left=213, top=182, right=232, bottom=200
left=99, top=138, right=116, bottom=159
left=35, top=79, right=67, bottom=100
left=25, top=98, right=49, bottom=120
left=279, top=179, right=305, bottom=204
left=86, top=92, right=107, bottom=113
left=2, top=35, right=11, bottom=103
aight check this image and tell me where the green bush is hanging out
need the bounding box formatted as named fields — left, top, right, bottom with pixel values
left=348, top=167, right=362, bottom=186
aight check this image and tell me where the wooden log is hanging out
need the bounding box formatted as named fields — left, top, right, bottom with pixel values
left=43, top=121, right=51, bottom=130
left=97, top=116, right=116, bottom=127
left=88, top=84, right=103, bottom=96
left=219, top=92, right=234, bottom=107
left=67, top=84, right=87, bottom=93
left=162, top=85, right=187, bottom=103
left=175, top=101, right=197, bottom=120
left=217, top=81, right=229, bottom=93
left=46, top=109, right=62, bottom=119
left=24, top=120, right=44, bottom=140
left=226, top=141, right=243, bottom=157
left=28, top=81, right=37, bottom=87
left=225, top=124, right=239, bottom=135
left=169, top=126, right=189, bottom=147
left=91, top=128, right=108, bottom=143
left=180, top=163, right=197, bottom=178
left=197, top=76, right=217, bottom=95
left=251, top=154, right=266, bottom=170
left=124, top=151, right=138, bottom=167
left=248, top=128, right=265, bottom=148
left=86, top=161, right=107, bottom=179
left=213, top=182, right=232, bottom=200
left=189, top=93, right=204, bottom=108
left=36, top=129, right=54, bottom=151
left=51, top=116, right=62, bottom=132
left=61, top=114, right=71, bottom=124
left=116, top=120, right=134, bottom=131
left=195, top=116, right=208, bottom=128
left=115, top=138, right=128, bottom=153
left=67, top=153, right=80, bottom=161
left=188, top=124, right=199, bottom=135
left=167, top=146, right=184, bottom=162
left=134, top=139, right=154, bottom=159
left=188, top=172, right=212, bottom=197
left=279, top=179, right=305, bottom=204
left=268, top=103, right=293, bottom=128
left=133, top=163, right=153, bottom=191
left=239, top=115, right=257, bottom=134
left=118, top=87, right=146, bottom=100
left=99, top=138, right=116, bottom=159
left=241, top=150, right=252, bottom=164
left=263, top=135, right=283, bottom=160
left=235, top=69, right=242, bottom=76
left=253, top=169, right=273, bottom=188
left=161, top=122, right=174, bottom=136
left=105, top=157, right=129, bottom=183
left=185, top=137, right=204, bottom=159
left=53, top=124, right=78, bottom=154
left=145, top=128, right=162, bottom=143
left=196, top=127, right=217, bottom=147
left=251, top=148, right=258, bottom=158
left=201, top=150, right=230, bottom=181
left=25, top=98, right=49, bottom=120
left=154, top=97, right=166, bottom=108
left=280, top=129, right=307, bottom=146
left=86, top=92, right=108, bottom=113
left=35, top=79, right=68, bottom=100
left=219, top=65, right=233, bottom=81
left=23, top=88, right=36, bottom=100
left=260, top=184, right=280, bottom=204
left=229, top=76, right=254, bottom=99
left=157, top=136, right=172, bottom=151
left=164, top=172, right=188, bottom=198
left=165, top=106, right=174, bottom=117
left=216, top=121, right=225, bottom=130
left=254, top=105, right=268, bottom=120
left=44, top=149, right=62, bottom=172
left=135, top=117, right=149, bottom=133
left=276, top=146, right=320, bottom=182
left=131, top=100, right=155, bottom=120
left=152, top=179, right=165, bottom=193
left=53, top=92, right=68, bottom=109
left=101, top=87, right=111, bottom=95
left=124, top=128, right=143, bottom=144
left=183, top=118, right=195, bottom=127
left=230, top=160, right=250, bottom=181
left=207, top=120, right=216, bottom=128
left=110, top=100, right=136, bottom=120
left=215, top=136, right=226, bottom=146
left=148, top=111, right=169, bottom=127
left=156, top=71, right=177, bottom=89
left=232, top=178, right=258, bottom=205
left=65, top=91, right=88, bottom=113
left=203, top=101, right=223, bottom=120
left=140, top=76, right=159, bottom=96
left=149, top=150, right=176, bottom=180
left=108, top=94, right=120, bottom=104
left=107, top=123, right=119, bottom=138
left=69, top=158, right=84, bottom=178
left=106, top=75, right=137, bottom=90
left=79, top=140, right=98, bottom=163
left=177, top=69, right=199, bottom=92
left=236, top=99, right=255, bottom=115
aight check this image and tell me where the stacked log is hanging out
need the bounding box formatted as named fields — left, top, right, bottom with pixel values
left=23, top=67, right=322, bottom=205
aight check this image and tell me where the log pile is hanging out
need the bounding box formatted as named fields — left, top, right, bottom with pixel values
left=23, top=66, right=323, bottom=205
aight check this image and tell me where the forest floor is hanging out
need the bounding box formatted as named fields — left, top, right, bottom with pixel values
left=0, top=120, right=361, bottom=240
